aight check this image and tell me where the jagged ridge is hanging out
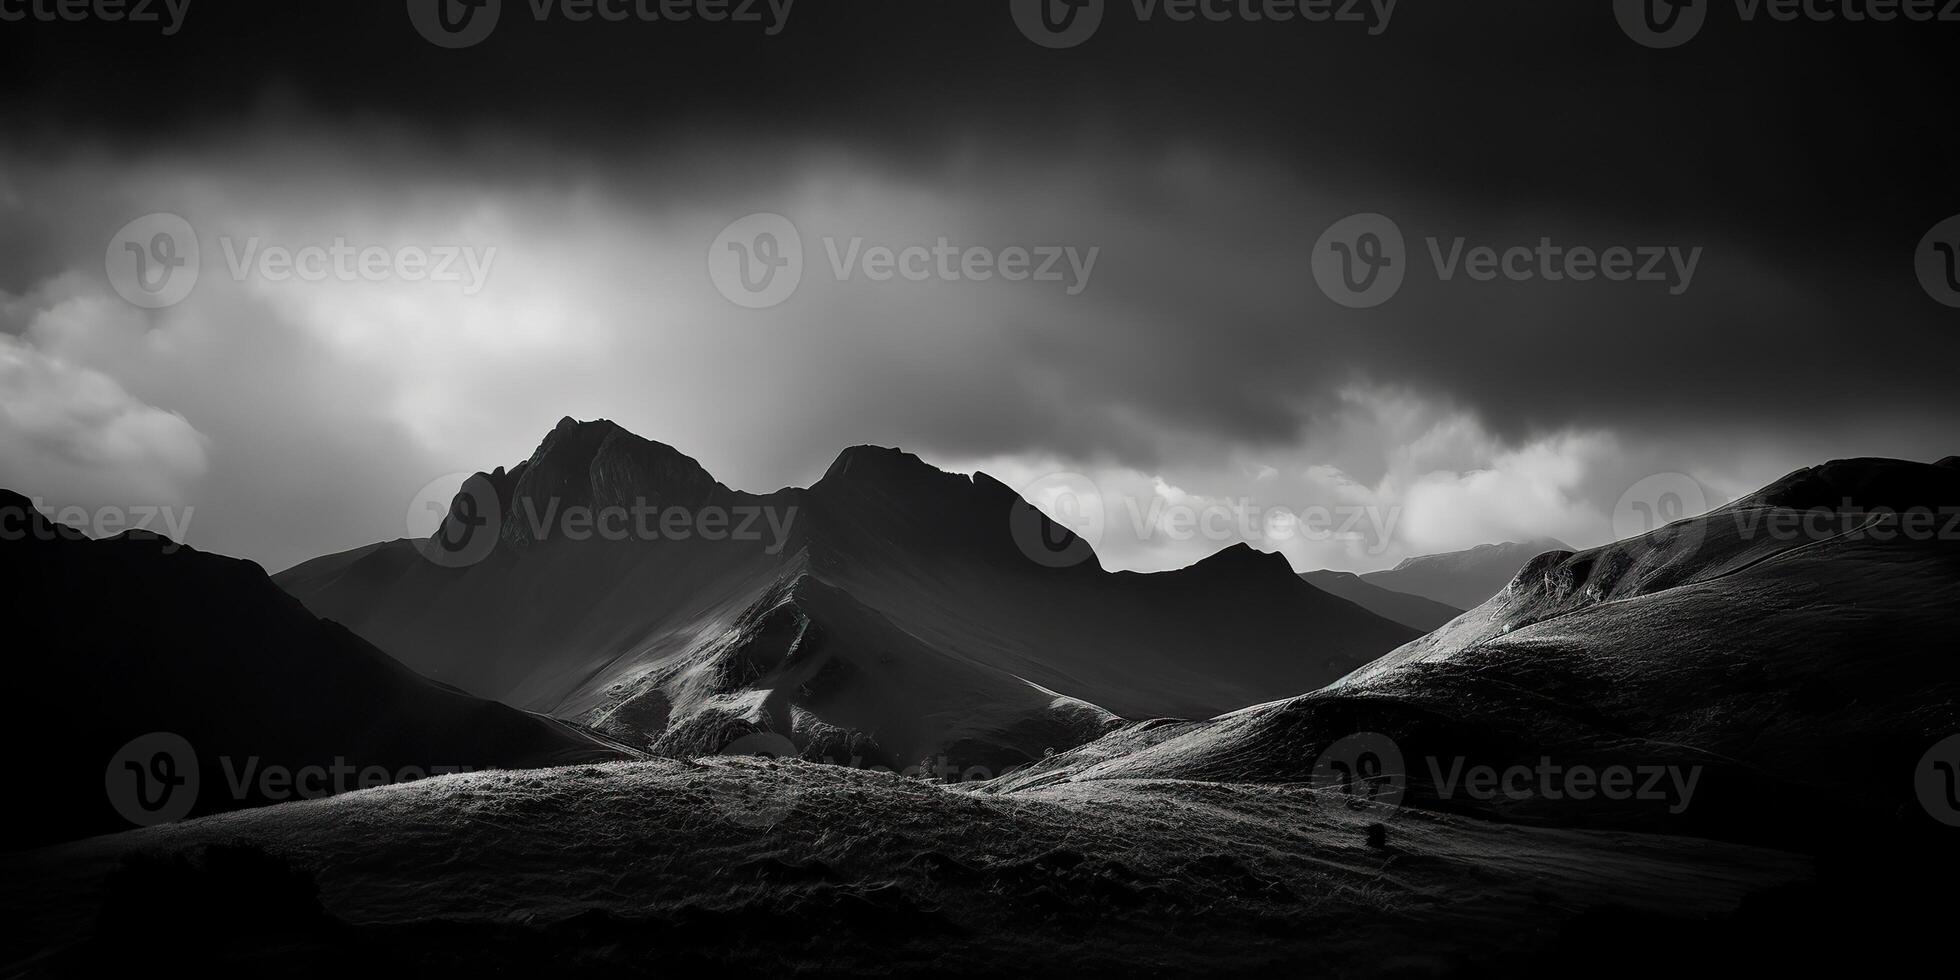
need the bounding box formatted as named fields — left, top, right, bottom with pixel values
left=276, top=419, right=1418, bottom=772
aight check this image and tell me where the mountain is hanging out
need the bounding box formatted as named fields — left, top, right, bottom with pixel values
left=275, top=418, right=1419, bottom=774
left=1353, top=537, right=1573, bottom=610
left=988, top=457, right=1960, bottom=851
left=1297, top=569, right=1463, bottom=632
left=9, top=457, right=1952, bottom=975
left=0, top=489, right=631, bottom=850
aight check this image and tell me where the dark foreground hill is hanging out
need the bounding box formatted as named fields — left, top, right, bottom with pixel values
left=0, top=760, right=1815, bottom=978
left=0, top=490, right=630, bottom=850
left=277, top=418, right=1417, bottom=773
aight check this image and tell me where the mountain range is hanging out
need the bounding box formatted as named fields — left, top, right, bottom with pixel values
left=1295, top=569, right=1465, bottom=632
left=274, top=418, right=1419, bottom=775
left=993, top=456, right=1960, bottom=849
left=1335, top=537, right=1574, bottom=611
left=4, top=441, right=1956, bottom=974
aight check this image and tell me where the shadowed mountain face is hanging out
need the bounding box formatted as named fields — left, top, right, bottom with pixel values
left=1297, top=570, right=1463, bottom=633
left=0, top=490, right=631, bottom=851
left=275, top=418, right=1418, bottom=773
left=1354, top=538, right=1573, bottom=610
left=990, top=458, right=1960, bottom=852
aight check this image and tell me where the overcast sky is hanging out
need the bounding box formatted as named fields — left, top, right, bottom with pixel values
left=2, top=1, right=1956, bottom=574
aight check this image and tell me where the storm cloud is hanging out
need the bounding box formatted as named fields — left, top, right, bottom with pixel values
left=2, top=0, right=1954, bottom=573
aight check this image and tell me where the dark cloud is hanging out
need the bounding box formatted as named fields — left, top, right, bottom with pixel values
left=1, top=0, right=1955, bottom=572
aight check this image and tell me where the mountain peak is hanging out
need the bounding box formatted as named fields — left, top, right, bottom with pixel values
left=514, top=418, right=720, bottom=510
left=1389, top=538, right=1570, bottom=572
left=422, top=419, right=730, bottom=553
left=534, top=416, right=651, bottom=456
left=818, top=445, right=969, bottom=494
left=1193, top=542, right=1292, bottom=573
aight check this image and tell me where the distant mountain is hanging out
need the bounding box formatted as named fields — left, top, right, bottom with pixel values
left=991, top=457, right=1960, bottom=851
left=1354, top=537, right=1573, bottom=609
left=1298, top=570, right=1463, bottom=632
left=0, top=489, right=630, bottom=850
left=276, top=418, right=1418, bottom=774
